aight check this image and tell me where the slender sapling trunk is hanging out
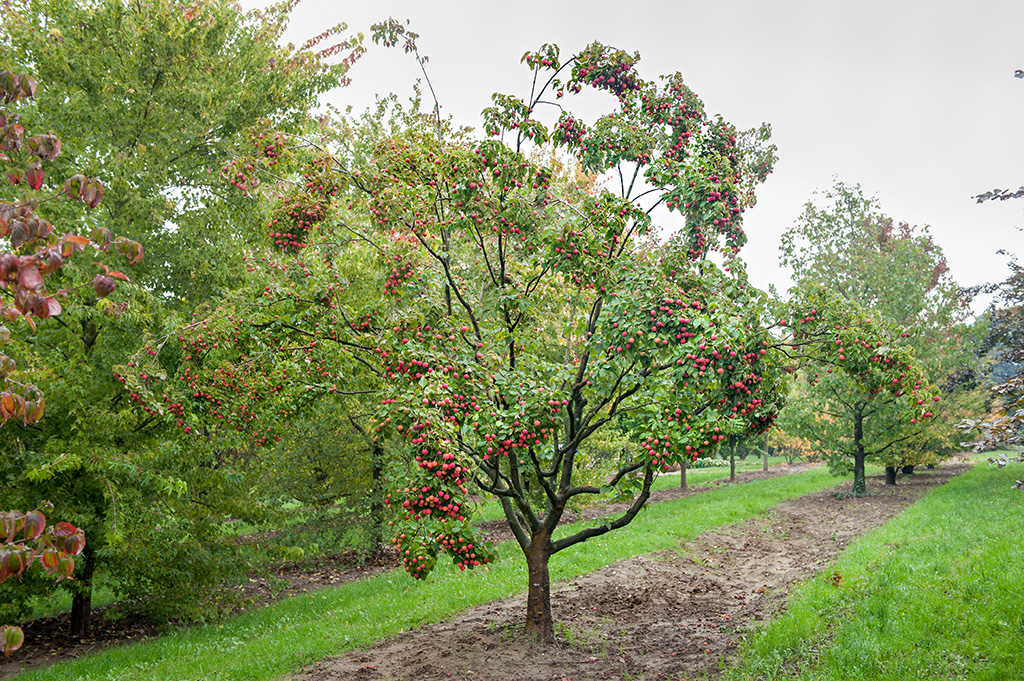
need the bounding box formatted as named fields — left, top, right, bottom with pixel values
left=729, top=438, right=736, bottom=483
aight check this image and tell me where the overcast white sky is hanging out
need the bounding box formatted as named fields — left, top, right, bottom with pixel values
left=247, top=0, right=1024, bottom=310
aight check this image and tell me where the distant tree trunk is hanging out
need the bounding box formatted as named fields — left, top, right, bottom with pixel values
left=853, top=451, right=868, bottom=495
left=926, top=463, right=936, bottom=469
left=729, top=437, right=736, bottom=483
left=679, top=457, right=688, bottom=490
left=70, top=549, right=94, bottom=637
left=902, top=465, right=915, bottom=475
left=524, top=530, right=554, bottom=642
left=884, top=466, right=897, bottom=485
left=369, top=442, right=386, bottom=549
left=762, top=432, right=769, bottom=472
left=852, top=406, right=868, bottom=496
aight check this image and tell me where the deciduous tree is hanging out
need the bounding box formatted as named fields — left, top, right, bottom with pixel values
left=778, top=182, right=972, bottom=493
left=0, top=0, right=361, bottom=633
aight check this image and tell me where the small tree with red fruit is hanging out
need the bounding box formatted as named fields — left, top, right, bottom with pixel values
left=779, top=182, right=971, bottom=493
left=355, top=35, right=937, bottom=641
left=192, top=34, right=937, bottom=641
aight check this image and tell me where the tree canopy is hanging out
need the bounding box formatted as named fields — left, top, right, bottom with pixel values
left=778, top=181, right=972, bottom=492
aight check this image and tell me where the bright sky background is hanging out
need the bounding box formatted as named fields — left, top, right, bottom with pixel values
left=247, top=0, right=1024, bottom=311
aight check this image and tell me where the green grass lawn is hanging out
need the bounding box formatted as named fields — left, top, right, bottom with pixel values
left=650, top=454, right=801, bottom=492
left=725, top=461, right=1024, bottom=681
left=466, top=454, right=798, bottom=522
left=11, top=467, right=841, bottom=681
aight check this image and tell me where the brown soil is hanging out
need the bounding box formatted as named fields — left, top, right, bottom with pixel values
left=293, top=464, right=969, bottom=681
left=0, top=548, right=401, bottom=679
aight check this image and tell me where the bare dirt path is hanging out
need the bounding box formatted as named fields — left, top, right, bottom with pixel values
left=295, top=464, right=969, bottom=681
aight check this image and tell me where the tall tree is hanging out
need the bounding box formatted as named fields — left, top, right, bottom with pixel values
left=0, top=0, right=361, bottom=633
left=779, top=181, right=974, bottom=493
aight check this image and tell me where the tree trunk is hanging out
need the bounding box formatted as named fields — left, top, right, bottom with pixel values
left=853, top=451, right=867, bottom=496
left=902, top=465, right=915, bottom=475
left=679, top=457, right=688, bottom=490
left=524, top=531, right=554, bottom=642
left=70, top=550, right=94, bottom=637
left=852, top=407, right=867, bottom=496
left=884, top=466, right=897, bottom=485
left=729, top=439, right=736, bottom=483
left=926, top=463, right=936, bottom=469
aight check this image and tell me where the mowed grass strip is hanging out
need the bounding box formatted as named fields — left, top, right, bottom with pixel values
left=727, top=462, right=1024, bottom=681
left=13, top=467, right=841, bottom=681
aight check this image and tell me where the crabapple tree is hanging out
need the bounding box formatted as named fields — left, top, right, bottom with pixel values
left=186, top=35, right=938, bottom=641
left=356, top=36, right=934, bottom=640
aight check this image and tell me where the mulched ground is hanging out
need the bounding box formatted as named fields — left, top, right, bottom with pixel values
left=1, top=462, right=963, bottom=679
left=292, top=464, right=969, bottom=681
left=0, top=548, right=400, bottom=678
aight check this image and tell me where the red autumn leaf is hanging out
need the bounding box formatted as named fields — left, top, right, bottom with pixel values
left=62, top=234, right=90, bottom=246
left=40, top=250, right=62, bottom=275
left=92, top=274, right=116, bottom=298
left=31, top=296, right=49, bottom=319
left=60, top=533, right=85, bottom=556
left=8, top=220, right=28, bottom=249
left=17, top=265, right=42, bottom=290
left=52, top=521, right=78, bottom=537
left=38, top=548, right=59, bottom=571
left=22, top=510, right=45, bottom=541
left=25, top=164, right=43, bottom=190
